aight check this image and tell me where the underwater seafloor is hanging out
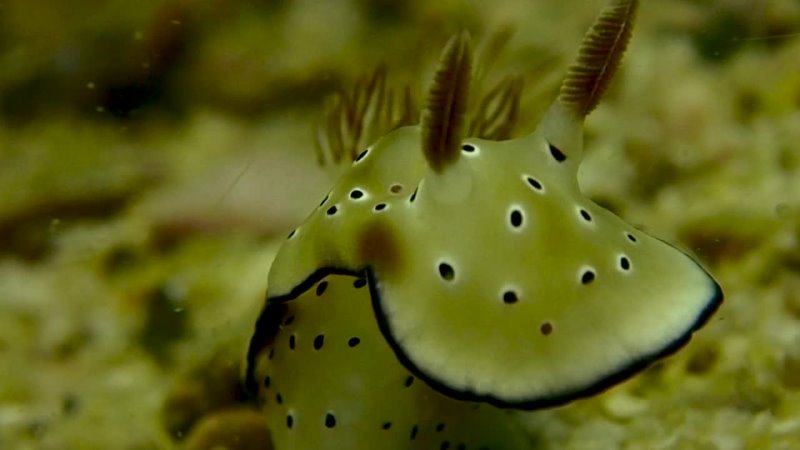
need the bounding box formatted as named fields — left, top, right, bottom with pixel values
left=2, top=0, right=800, bottom=449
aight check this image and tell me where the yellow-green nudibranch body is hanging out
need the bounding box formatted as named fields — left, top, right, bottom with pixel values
left=246, top=1, right=722, bottom=449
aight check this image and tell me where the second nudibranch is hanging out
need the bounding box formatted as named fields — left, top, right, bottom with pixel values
left=246, top=1, right=723, bottom=448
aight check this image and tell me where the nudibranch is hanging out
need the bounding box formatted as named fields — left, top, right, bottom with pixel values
left=246, top=0, right=722, bottom=448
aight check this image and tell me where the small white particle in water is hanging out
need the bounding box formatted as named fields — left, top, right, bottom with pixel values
left=133, top=31, right=144, bottom=41
left=86, top=82, right=96, bottom=90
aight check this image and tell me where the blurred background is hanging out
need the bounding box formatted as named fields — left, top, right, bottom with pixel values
left=2, top=0, right=800, bottom=448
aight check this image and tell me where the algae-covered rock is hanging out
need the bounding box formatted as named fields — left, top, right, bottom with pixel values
left=184, top=408, right=272, bottom=450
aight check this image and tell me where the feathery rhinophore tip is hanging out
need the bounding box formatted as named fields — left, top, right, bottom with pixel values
left=421, top=31, right=473, bottom=173
left=558, top=0, right=638, bottom=118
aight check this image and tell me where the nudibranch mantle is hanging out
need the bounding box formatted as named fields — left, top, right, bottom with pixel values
left=249, top=0, right=722, bottom=425
left=262, top=120, right=721, bottom=409
left=266, top=126, right=427, bottom=298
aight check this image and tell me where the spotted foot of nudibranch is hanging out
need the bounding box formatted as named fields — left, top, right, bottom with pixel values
left=252, top=274, right=531, bottom=450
